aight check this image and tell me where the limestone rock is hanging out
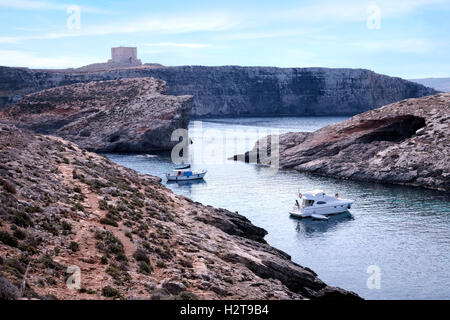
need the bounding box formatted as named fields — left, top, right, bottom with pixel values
left=0, top=66, right=436, bottom=117
left=162, top=281, right=186, bottom=295
left=0, top=276, right=20, bottom=300
left=0, top=77, right=192, bottom=152
left=234, top=93, right=450, bottom=192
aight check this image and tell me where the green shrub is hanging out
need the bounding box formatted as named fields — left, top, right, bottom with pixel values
left=25, top=205, right=43, bottom=213
left=39, top=254, right=64, bottom=271
left=176, top=291, right=198, bottom=300
left=0, top=231, right=18, bottom=247
left=61, top=221, right=72, bottom=231
left=100, top=217, right=118, bottom=227
left=19, top=243, right=38, bottom=254
left=100, top=255, right=108, bottom=265
left=69, top=241, right=79, bottom=252
left=133, top=248, right=149, bottom=264
left=98, top=199, right=108, bottom=210
left=3, top=258, right=26, bottom=278
left=115, top=252, right=128, bottom=262
left=13, top=229, right=26, bottom=240
left=224, top=277, right=233, bottom=284
left=71, top=202, right=85, bottom=212
left=106, top=265, right=130, bottom=285
left=179, top=258, right=193, bottom=268
left=12, top=211, right=33, bottom=227
left=138, top=261, right=152, bottom=275
left=102, top=286, right=121, bottom=298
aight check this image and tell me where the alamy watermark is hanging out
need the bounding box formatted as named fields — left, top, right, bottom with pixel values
left=66, top=265, right=81, bottom=290
left=170, top=121, right=280, bottom=175
left=366, top=265, right=381, bottom=289
left=67, top=5, right=81, bottom=30
left=366, top=4, right=381, bottom=29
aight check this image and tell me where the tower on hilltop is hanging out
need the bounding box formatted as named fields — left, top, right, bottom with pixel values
left=107, top=47, right=142, bottom=67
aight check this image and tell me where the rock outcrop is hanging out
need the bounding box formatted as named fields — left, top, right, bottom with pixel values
left=0, top=124, right=360, bottom=300
left=0, top=65, right=436, bottom=117
left=233, top=93, right=450, bottom=192
left=0, top=77, right=192, bottom=152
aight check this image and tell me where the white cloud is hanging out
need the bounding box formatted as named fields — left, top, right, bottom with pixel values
left=216, top=26, right=338, bottom=41
left=142, top=42, right=212, bottom=48
left=0, top=0, right=65, bottom=10
left=0, top=11, right=240, bottom=44
left=270, top=0, right=449, bottom=23
left=0, top=50, right=94, bottom=68
left=0, top=0, right=111, bottom=14
left=347, top=39, right=434, bottom=53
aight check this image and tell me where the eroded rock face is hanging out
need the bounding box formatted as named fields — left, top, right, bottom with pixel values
left=234, top=93, right=450, bottom=192
left=0, top=77, right=192, bottom=152
left=0, top=124, right=360, bottom=300
left=0, top=65, right=436, bottom=116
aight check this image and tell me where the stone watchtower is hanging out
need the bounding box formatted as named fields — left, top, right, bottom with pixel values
left=107, top=47, right=142, bottom=67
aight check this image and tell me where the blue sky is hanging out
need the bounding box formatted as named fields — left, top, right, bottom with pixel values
left=0, top=0, right=449, bottom=78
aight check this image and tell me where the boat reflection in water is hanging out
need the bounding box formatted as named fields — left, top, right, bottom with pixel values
left=293, top=211, right=354, bottom=236
left=166, top=179, right=207, bottom=195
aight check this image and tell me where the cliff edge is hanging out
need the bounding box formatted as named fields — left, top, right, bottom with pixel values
left=0, top=65, right=436, bottom=117
left=0, top=77, right=192, bottom=152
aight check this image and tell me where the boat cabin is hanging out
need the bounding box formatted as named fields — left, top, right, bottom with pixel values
left=299, top=190, right=337, bottom=208
left=173, top=169, right=193, bottom=177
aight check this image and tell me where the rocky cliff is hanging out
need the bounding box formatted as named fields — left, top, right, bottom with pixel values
left=0, top=77, right=192, bottom=152
left=233, top=93, right=450, bottom=192
left=0, top=65, right=436, bottom=117
left=0, top=124, right=359, bottom=300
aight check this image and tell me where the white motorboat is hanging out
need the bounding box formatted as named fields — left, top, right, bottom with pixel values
left=289, top=189, right=354, bottom=219
left=166, top=168, right=207, bottom=181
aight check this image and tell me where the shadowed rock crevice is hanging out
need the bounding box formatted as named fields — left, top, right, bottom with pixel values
left=355, top=115, right=426, bottom=143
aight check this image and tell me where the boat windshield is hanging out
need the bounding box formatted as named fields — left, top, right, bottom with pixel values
left=302, top=199, right=315, bottom=207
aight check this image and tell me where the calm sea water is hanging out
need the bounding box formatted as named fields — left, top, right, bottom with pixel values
left=106, top=117, right=450, bottom=299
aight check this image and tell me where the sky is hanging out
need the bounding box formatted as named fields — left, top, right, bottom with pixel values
left=0, top=0, right=449, bottom=78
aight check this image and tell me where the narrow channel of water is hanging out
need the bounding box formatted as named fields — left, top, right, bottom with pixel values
left=107, top=117, right=450, bottom=299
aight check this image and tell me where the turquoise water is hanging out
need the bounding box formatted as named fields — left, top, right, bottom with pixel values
left=106, top=117, right=450, bottom=299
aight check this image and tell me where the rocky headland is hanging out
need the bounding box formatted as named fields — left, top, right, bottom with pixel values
left=0, top=65, right=436, bottom=117
left=0, top=124, right=360, bottom=300
left=233, top=93, right=450, bottom=192
left=0, top=77, right=192, bottom=152
left=410, top=77, right=450, bottom=92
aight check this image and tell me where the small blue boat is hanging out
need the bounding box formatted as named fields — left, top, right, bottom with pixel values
left=166, top=168, right=207, bottom=181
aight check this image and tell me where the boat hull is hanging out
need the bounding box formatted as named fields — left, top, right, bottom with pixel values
left=166, top=172, right=206, bottom=181
left=289, top=201, right=353, bottom=218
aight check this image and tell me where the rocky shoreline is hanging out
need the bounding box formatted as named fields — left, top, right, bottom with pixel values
left=233, top=93, right=449, bottom=192
left=0, top=124, right=360, bottom=300
left=0, top=77, right=192, bottom=152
